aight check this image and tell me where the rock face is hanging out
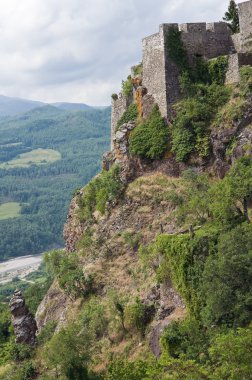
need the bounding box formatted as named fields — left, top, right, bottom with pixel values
left=9, top=290, right=37, bottom=346
left=36, top=280, right=71, bottom=333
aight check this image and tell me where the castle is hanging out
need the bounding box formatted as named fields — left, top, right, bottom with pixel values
left=111, top=0, right=252, bottom=147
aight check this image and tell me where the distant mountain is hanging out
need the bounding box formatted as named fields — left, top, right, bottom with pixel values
left=0, top=95, right=45, bottom=117
left=0, top=95, right=100, bottom=118
left=52, top=102, right=92, bottom=111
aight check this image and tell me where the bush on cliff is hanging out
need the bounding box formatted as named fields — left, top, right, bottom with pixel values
left=129, top=105, right=169, bottom=159
left=78, top=165, right=124, bottom=221
left=172, top=84, right=231, bottom=161
left=202, top=223, right=252, bottom=327
left=44, top=250, right=93, bottom=298
left=117, top=103, right=138, bottom=130
left=122, top=75, right=133, bottom=97
left=240, top=65, right=252, bottom=96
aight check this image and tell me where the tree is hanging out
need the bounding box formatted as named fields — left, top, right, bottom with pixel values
left=44, top=324, right=90, bottom=380
left=202, top=223, right=252, bottom=327
left=209, top=327, right=252, bottom=379
left=226, top=157, right=252, bottom=222
left=223, top=0, right=240, bottom=34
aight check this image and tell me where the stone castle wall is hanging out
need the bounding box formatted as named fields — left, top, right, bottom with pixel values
left=239, top=0, right=252, bottom=52
left=110, top=0, right=252, bottom=147
left=142, top=30, right=168, bottom=117
left=226, top=52, right=252, bottom=84
left=111, top=94, right=132, bottom=149
left=142, top=22, right=234, bottom=118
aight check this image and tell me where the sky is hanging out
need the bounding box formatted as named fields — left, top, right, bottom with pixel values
left=0, top=0, right=242, bottom=106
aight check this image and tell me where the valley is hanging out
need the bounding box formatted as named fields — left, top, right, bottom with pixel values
left=0, top=103, right=111, bottom=261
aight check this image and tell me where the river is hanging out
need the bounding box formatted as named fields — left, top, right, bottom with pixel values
left=0, top=254, right=43, bottom=284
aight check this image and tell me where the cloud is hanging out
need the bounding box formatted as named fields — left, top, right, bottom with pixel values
left=0, top=0, right=233, bottom=105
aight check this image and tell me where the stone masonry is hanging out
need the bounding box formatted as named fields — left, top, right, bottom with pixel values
left=110, top=0, right=252, bottom=154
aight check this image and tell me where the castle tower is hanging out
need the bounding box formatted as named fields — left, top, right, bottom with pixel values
left=238, top=0, right=252, bottom=52
left=110, top=0, right=252, bottom=149
left=142, top=22, right=233, bottom=119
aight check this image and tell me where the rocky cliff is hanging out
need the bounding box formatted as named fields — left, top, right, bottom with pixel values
left=35, top=90, right=252, bottom=361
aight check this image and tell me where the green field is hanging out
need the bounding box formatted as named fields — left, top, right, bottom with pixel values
left=0, top=202, right=21, bottom=220
left=0, top=148, right=61, bottom=168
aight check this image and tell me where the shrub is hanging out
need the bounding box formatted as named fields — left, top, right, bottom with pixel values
left=161, top=318, right=209, bottom=361
left=129, top=105, right=169, bottom=159
left=37, top=321, right=57, bottom=345
left=202, top=223, right=252, bottom=327
left=81, top=297, right=108, bottom=339
left=111, top=93, right=118, bottom=101
left=116, top=103, right=138, bottom=130
left=132, top=63, right=143, bottom=76
left=171, top=84, right=230, bottom=162
left=171, top=126, right=195, bottom=162
left=208, top=56, right=229, bottom=85
left=124, top=298, right=154, bottom=336
left=194, top=57, right=210, bottom=84
left=78, top=165, right=124, bottom=221
left=9, top=342, right=34, bottom=362
left=20, top=361, right=36, bottom=380
left=179, top=71, right=195, bottom=97
left=240, top=65, right=252, bottom=96
left=122, top=75, right=133, bottom=97
left=209, top=327, right=252, bottom=379
left=105, top=359, right=147, bottom=380
left=44, top=250, right=93, bottom=298
left=43, top=324, right=91, bottom=380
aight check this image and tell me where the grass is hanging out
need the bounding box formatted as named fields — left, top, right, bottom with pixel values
left=0, top=148, right=61, bottom=169
left=0, top=202, right=21, bottom=220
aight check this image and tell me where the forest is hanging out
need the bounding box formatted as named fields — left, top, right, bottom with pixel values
left=0, top=105, right=110, bottom=260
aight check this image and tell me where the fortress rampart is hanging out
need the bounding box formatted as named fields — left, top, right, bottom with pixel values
left=111, top=0, right=252, bottom=143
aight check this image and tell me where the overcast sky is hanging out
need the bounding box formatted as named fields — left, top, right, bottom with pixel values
left=0, top=0, right=242, bottom=105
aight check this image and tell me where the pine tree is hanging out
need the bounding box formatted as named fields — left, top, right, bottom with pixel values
left=223, top=0, right=240, bottom=34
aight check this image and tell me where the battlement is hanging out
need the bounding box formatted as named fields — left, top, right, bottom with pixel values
left=179, top=23, right=207, bottom=33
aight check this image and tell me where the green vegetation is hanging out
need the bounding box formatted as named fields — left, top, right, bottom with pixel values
left=78, top=165, right=124, bottom=221
left=136, top=158, right=252, bottom=375
left=165, top=26, right=190, bottom=73
left=208, top=56, right=229, bottom=85
left=1, top=17, right=252, bottom=379
left=171, top=84, right=231, bottom=161
left=0, top=105, right=110, bottom=260
left=0, top=265, right=52, bottom=373
left=124, top=298, right=154, bottom=337
left=116, top=103, right=138, bottom=130
left=164, top=24, right=231, bottom=163
left=129, top=105, right=169, bottom=159
left=111, top=94, right=118, bottom=101
left=2, top=159, right=252, bottom=379
left=122, top=76, right=133, bottom=97
left=43, top=323, right=91, bottom=380
left=0, top=149, right=61, bottom=169
left=132, top=63, right=143, bottom=76
left=44, top=250, right=92, bottom=298
left=223, top=0, right=240, bottom=34
left=0, top=202, right=21, bottom=220
left=240, top=65, right=252, bottom=96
